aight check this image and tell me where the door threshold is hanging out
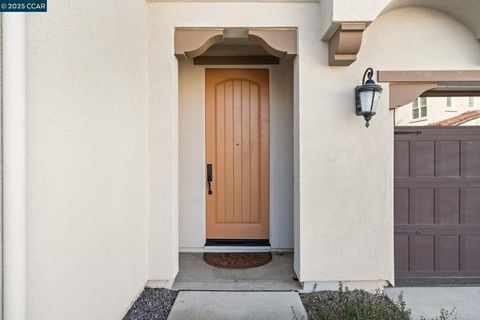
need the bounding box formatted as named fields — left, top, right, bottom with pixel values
left=204, top=246, right=271, bottom=253
left=205, top=239, right=270, bottom=246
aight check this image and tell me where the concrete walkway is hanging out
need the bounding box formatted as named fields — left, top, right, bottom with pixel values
left=385, top=287, right=480, bottom=320
left=168, top=291, right=307, bottom=320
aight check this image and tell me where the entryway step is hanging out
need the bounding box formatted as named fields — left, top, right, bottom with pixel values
left=172, top=280, right=301, bottom=291
left=168, top=291, right=307, bottom=320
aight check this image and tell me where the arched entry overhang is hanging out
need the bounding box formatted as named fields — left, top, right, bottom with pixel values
left=174, top=27, right=297, bottom=65
left=321, top=0, right=480, bottom=66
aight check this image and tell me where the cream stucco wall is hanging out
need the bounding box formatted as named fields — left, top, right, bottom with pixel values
left=178, top=60, right=294, bottom=250
left=17, top=2, right=480, bottom=317
left=148, top=2, right=314, bottom=281
left=270, top=60, right=295, bottom=249
left=320, top=0, right=480, bottom=40
left=149, top=3, right=480, bottom=287
left=25, top=1, right=149, bottom=318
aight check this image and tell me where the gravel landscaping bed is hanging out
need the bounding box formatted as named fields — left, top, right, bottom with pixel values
left=123, top=287, right=178, bottom=320
left=300, top=284, right=411, bottom=320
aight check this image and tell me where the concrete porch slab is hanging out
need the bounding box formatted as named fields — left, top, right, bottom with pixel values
left=385, top=287, right=480, bottom=320
left=168, top=291, right=307, bottom=320
left=173, top=252, right=301, bottom=291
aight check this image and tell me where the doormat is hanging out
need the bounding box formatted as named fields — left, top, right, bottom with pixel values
left=203, top=252, right=272, bottom=269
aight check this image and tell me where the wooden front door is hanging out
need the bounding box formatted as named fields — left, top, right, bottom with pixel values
left=206, top=69, right=269, bottom=240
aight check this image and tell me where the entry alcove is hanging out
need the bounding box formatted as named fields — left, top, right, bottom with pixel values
left=175, top=27, right=298, bottom=289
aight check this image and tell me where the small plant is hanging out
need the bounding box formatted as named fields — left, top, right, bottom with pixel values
left=396, top=291, right=411, bottom=319
left=300, top=283, right=459, bottom=320
left=421, top=307, right=457, bottom=320
left=300, top=282, right=411, bottom=320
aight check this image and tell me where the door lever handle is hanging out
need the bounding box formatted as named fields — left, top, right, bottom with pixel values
left=207, top=164, right=213, bottom=195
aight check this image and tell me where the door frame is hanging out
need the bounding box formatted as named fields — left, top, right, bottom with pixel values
left=204, top=68, right=270, bottom=243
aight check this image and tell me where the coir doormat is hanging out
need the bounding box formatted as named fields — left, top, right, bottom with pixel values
left=203, top=252, right=272, bottom=269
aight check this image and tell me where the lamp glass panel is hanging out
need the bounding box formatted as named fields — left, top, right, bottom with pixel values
left=360, top=90, right=381, bottom=113
left=371, top=91, right=381, bottom=113
left=359, top=91, right=374, bottom=113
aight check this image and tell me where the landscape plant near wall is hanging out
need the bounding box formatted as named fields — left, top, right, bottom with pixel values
left=300, top=283, right=457, bottom=320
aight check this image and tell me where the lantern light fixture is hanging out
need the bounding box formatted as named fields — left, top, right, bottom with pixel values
left=355, top=68, right=383, bottom=128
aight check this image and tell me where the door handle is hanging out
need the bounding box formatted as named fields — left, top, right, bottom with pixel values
left=207, top=164, right=213, bottom=195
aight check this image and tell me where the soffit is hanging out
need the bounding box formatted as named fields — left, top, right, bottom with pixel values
left=378, top=70, right=480, bottom=109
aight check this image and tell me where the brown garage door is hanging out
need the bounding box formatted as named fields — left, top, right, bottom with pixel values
left=395, top=127, right=480, bottom=277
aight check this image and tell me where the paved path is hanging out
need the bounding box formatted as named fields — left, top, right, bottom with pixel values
left=386, top=287, right=480, bottom=320
left=168, top=291, right=307, bottom=320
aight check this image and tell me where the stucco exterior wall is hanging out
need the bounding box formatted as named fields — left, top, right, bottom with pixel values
left=299, top=6, right=479, bottom=284
left=25, top=1, right=149, bottom=318
left=178, top=60, right=205, bottom=250
left=148, top=2, right=314, bottom=281
left=178, top=60, right=294, bottom=250
left=270, top=60, right=295, bottom=249
left=461, top=117, right=480, bottom=126
left=149, top=3, right=480, bottom=287
left=16, top=3, right=480, bottom=317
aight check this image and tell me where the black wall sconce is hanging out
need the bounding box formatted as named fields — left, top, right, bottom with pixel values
left=355, top=68, right=383, bottom=127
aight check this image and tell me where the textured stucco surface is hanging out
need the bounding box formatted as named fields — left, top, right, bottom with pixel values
left=19, top=2, right=480, bottom=318
left=25, top=1, right=149, bottom=318
left=383, top=0, right=480, bottom=39
left=148, top=2, right=313, bottom=281
left=298, top=6, right=480, bottom=283
left=320, top=0, right=480, bottom=39
left=178, top=60, right=294, bottom=250
left=149, top=3, right=480, bottom=287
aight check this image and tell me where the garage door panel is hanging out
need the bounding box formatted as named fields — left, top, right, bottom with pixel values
left=395, top=127, right=480, bottom=278
left=461, top=141, right=480, bottom=177
left=435, top=188, right=460, bottom=224
left=413, top=188, right=434, bottom=224
left=410, top=236, right=434, bottom=272
left=395, top=141, right=410, bottom=178
left=435, top=235, right=460, bottom=272
left=436, top=140, right=460, bottom=177
left=461, top=236, right=480, bottom=271
left=413, top=141, right=435, bottom=177
left=394, top=236, right=409, bottom=272
left=461, top=188, right=480, bottom=224
left=394, top=188, right=410, bottom=224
